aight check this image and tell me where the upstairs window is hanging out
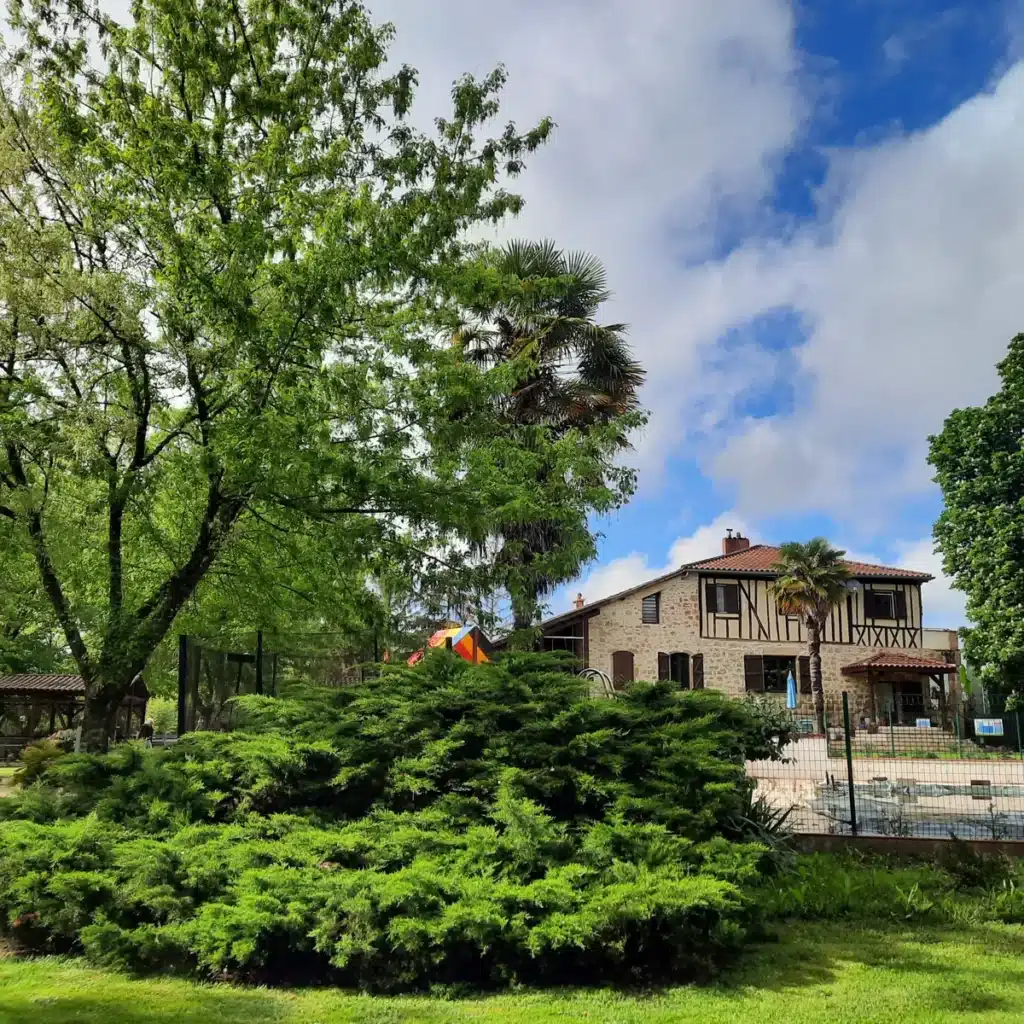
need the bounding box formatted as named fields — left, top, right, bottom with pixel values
left=864, top=589, right=907, bottom=620
left=705, top=581, right=740, bottom=615
left=641, top=592, right=660, bottom=624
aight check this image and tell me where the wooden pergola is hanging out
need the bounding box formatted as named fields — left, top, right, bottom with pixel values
left=841, top=651, right=958, bottom=728
left=0, top=674, right=149, bottom=758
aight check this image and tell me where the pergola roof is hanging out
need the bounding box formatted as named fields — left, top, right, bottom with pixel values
left=0, top=674, right=149, bottom=699
left=841, top=651, right=957, bottom=676
left=0, top=673, right=85, bottom=694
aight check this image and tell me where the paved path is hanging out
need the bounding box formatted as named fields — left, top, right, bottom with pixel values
left=748, top=737, right=1024, bottom=786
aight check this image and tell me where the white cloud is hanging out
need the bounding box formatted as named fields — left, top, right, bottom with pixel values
left=555, top=512, right=755, bottom=612
left=371, top=0, right=805, bottom=478
left=710, top=62, right=1024, bottom=525
left=892, top=537, right=967, bottom=629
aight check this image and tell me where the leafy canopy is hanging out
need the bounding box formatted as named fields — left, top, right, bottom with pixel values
left=769, top=539, right=851, bottom=623
left=0, top=0, right=630, bottom=733
left=930, top=333, right=1024, bottom=685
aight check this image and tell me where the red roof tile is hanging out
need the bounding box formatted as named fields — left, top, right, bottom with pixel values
left=841, top=651, right=957, bottom=675
left=683, top=544, right=933, bottom=581
left=0, top=673, right=85, bottom=693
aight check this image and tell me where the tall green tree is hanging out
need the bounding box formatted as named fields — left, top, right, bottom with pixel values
left=929, top=334, right=1024, bottom=690
left=0, top=0, right=572, bottom=747
left=457, top=240, right=646, bottom=630
left=769, top=539, right=851, bottom=734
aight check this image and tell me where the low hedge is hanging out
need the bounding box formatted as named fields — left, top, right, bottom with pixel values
left=0, top=653, right=789, bottom=989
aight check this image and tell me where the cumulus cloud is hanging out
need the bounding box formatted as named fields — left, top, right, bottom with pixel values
left=893, top=538, right=968, bottom=629
left=372, top=0, right=805, bottom=474
left=711, top=62, right=1024, bottom=524
left=555, top=512, right=756, bottom=612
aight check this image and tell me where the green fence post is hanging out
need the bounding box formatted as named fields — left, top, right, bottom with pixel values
left=955, top=712, right=962, bottom=758
left=1017, top=711, right=1023, bottom=761
left=843, top=691, right=858, bottom=836
left=888, top=707, right=895, bottom=757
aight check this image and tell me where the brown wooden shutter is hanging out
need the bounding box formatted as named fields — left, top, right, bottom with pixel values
left=657, top=652, right=670, bottom=681
left=723, top=584, right=740, bottom=614
left=863, top=590, right=876, bottom=619
left=705, top=582, right=718, bottom=613
left=744, top=654, right=764, bottom=692
left=691, top=653, right=704, bottom=689
left=798, top=656, right=812, bottom=694
left=893, top=590, right=908, bottom=620
left=611, top=651, right=634, bottom=690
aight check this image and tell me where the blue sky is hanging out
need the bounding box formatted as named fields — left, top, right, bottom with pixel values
left=372, top=0, right=1024, bottom=628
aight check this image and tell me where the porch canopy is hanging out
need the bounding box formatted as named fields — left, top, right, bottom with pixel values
left=841, top=651, right=957, bottom=727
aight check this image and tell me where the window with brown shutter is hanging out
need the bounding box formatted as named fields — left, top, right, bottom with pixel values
left=705, top=581, right=718, bottom=613
left=670, top=652, right=690, bottom=689
left=691, top=653, right=704, bottom=689
left=611, top=651, right=634, bottom=690
left=798, top=656, right=812, bottom=694
left=865, top=589, right=895, bottom=619
left=642, top=592, right=660, bottom=624
left=658, top=652, right=670, bottom=681
left=893, top=590, right=908, bottom=621
left=744, top=654, right=764, bottom=692
left=762, top=656, right=795, bottom=693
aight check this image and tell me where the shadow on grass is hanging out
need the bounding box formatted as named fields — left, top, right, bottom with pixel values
left=723, top=919, right=1024, bottom=1012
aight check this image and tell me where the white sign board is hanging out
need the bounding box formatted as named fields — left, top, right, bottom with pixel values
left=915, top=718, right=931, bottom=729
left=975, top=718, right=1005, bottom=737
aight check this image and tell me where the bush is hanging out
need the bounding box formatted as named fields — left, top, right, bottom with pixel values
left=0, top=653, right=788, bottom=989
left=16, top=740, right=66, bottom=783
left=146, top=698, right=178, bottom=735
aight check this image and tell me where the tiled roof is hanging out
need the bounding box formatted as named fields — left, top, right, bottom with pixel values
left=683, top=544, right=933, bottom=581
left=0, top=673, right=85, bottom=693
left=841, top=651, right=957, bottom=675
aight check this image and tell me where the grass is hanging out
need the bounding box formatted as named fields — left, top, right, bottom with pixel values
left=2, top=921, right=1024, bottom=1023
left=0, top=767, right=18, bottom=778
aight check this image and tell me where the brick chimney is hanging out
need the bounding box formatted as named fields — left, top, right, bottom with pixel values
left=573, top=593, right=585, bottom=609
left=722, top=529, right=751, bottom=556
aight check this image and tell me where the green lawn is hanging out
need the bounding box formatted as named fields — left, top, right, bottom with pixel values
left=2, top=922, right=1023, bottom=1023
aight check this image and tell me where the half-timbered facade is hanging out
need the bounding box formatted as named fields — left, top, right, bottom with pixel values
left=536, top=533, right=960, bottom=727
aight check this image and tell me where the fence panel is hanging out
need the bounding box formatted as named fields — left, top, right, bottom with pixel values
left=747, top=692, right=1024, bottom=840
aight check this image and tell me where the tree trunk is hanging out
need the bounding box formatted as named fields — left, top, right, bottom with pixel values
left=807, top=619, right=826, bottom=735
left=79, top=687, right=126, bottom=753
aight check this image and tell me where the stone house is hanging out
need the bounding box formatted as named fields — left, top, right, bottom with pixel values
left=537, top=532, right=960, bottom=728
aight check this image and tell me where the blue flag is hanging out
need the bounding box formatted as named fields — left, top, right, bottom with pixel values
left=786, top=670, right=798, bottom=709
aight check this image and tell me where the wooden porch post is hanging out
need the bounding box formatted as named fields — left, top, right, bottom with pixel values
left=936, top=673, right=949, bottom=731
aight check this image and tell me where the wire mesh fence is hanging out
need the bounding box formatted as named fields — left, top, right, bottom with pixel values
left=747, top=692, right=1024, bottom=840
left=176, top=632, right=383, bottom=734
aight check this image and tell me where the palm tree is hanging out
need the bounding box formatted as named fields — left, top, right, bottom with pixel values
left=769, top=539, right=851, bottom=734
left=457, top=240, right=645, bottom=630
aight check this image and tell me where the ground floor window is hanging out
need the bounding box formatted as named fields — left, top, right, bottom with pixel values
left=658, top=651, right=690, bottom=688
left=762, top=655, right=796, bottom=693
left=746, top=654, right=799, bottom=694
